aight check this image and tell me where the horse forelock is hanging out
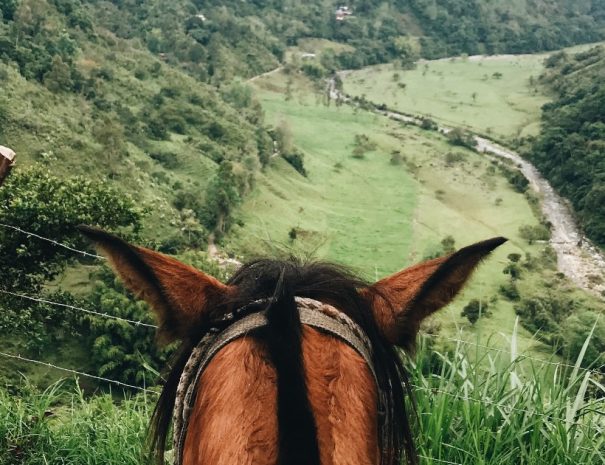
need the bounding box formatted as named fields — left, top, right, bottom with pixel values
left=149, top=259, right=417, bottom=465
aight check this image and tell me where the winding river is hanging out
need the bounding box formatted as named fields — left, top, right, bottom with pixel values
left=377, top=106, right=605, bottom=297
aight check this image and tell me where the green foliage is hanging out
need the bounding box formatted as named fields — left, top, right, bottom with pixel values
left=201, top=161, right=241, bottom=234
left=518, top=224, right=550, bottom=244
left=0, top=168, right=141, bottom=293
left=498, top=163, right=529, bottom=193
left=460, top=298, right=489, bottom=325
left=2, top=340, right=603, bottom=465
left=446, top=127, right=476, bottom=149
left=559, top=310, right=605, bottom=372
left=351, top=134, right=377, bottom=159
left=0, top=381, right=152, bottom=465
left=84, top=267, right=169, bottom=385
left=499, top=281, right=520, bottom=301
left=527, top=46, right=605, bottom=247
left=514, top=293, right=575, bottom=337
left=283, top=150, right=307, bottom=177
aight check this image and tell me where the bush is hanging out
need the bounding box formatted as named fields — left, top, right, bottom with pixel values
left=149, top=151, right=179, bottom=169
left=283, top=150, right=307, bottom=176
left=519, top=224, right=550, bottom=244
left=499, top=281, right=520, bottom=301
left=446, top=128, right=476, bottom=149
left=461, top=299, right=490, bottom=325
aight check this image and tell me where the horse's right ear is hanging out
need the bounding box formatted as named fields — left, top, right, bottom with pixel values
left=78, top=225, right=231, bottom=343
left=363, top=237, right=506, bottom=349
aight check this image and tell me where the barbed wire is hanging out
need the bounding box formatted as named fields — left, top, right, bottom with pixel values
left=0, top=222, right=105, bottom=259
left=2, top=288, right=601, bottom=377
left=0, top=351, right=157, bottom=393
left=0, top=289, right=158, bottom=329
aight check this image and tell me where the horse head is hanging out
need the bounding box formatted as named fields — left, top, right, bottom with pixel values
left=80, top=225, right=505, bottom=465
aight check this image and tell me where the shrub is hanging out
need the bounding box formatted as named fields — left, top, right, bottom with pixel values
left=283, top=150, right=307, bottom=176
left=446, top=128, right=476, bottom=149
left=461, top=299, right=490, bottom=325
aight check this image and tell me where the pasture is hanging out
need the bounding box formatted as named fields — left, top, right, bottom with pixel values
left=224, top=70, right=556, bottom=355
left=342, top=42, right=604, bottom=141
left=343, top=54, right=549, bottom=140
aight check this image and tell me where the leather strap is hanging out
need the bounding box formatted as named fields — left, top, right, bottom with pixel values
left=172, top=297, right=376, bottom=464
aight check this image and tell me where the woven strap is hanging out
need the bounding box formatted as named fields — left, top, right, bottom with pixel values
left=172, top=297, right=376, bottom=465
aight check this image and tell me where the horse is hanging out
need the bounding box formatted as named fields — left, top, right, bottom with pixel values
left=79, top=226, right=505, bottom=465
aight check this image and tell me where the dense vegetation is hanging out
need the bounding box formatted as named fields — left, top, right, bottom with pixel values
left=527, top=45, right=605, bottom=246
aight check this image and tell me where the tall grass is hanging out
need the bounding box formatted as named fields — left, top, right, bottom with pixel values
left=412, top=329, right=604, bottom=464
left=0, top=381, right=155, bottom=464
left=1, top=332, right=603, bottom=464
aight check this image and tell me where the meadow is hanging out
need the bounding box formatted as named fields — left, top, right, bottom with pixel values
left=224, top=69, right=592, bottom=358
left=341, top=43, right=603, bottom=141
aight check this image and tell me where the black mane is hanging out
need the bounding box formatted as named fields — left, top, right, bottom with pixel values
left=149, top=258, right=417, bottom=465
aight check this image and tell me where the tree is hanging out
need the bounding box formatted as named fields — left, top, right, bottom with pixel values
left=93, top=118, right=126, bottom=168
left=0, top=168, right=141, bottom=294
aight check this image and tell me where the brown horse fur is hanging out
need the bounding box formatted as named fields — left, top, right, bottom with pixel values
left=79, top=225, right=506, bottom=465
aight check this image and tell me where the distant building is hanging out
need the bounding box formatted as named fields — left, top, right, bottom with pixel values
left=300, top=53, right=317, bottom=60
left=335, top=6, right=353, bottom=21
left=196, top=13, right=207, bottom=22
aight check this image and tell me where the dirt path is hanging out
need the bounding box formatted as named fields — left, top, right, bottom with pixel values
left=247, top=66, right=283, bottom=83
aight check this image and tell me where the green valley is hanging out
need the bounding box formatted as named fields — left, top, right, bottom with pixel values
left=1, top=1, right=604, bottom=464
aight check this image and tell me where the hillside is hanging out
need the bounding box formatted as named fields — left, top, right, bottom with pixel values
left=526, top=45, right=605, bottom=247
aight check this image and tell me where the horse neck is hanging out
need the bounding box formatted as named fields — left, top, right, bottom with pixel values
left=182, top=326, right=379, bottom=465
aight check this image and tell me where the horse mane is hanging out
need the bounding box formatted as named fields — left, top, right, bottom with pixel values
left=148, top=258, right=417, bottom=465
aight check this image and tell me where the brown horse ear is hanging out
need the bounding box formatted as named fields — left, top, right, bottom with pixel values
left=364, top=237, right=507, bottom=348
left=78, top=225, right=231, bottom=342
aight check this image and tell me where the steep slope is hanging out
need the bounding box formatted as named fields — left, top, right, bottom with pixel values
left=526, top=45, right=605, bottom=247
left=0, top=0, right=273, bottom=244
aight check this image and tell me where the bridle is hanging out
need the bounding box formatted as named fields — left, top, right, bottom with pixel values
left=172, top=296, right=379, bottom=465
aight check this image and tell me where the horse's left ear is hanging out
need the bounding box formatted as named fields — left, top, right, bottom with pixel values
left=364, top=237, right=507, bottom=348
left=78, top=225, right=232, bottom=343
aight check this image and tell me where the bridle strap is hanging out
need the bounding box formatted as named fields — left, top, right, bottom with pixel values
left=173, top=297, right=377, bottom=465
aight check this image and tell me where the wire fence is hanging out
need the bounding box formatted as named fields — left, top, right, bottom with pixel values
left=0, top=289, right=158, bottom=329
left=0, top=351, right=156, bottom=393
left=1, top=220, right=603, bottom=463
left=2, top=287, right=601, bottom=377
left=0, top=222, right=105, bottom=259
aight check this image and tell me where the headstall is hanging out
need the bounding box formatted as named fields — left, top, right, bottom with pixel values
left=172, top=296, right=377, bottom=465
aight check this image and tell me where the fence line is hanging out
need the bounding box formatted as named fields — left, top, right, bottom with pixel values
left=0, top=351, right=599, bottom=452
left=0, top=351, right=156, bottom=393
left=0, top=222, right=105, bottom=259
left=0, top=347, right=598, bottom=430
left=2, top=288, right=601, bottom=377
left=0, top=289, right=158, bottom=329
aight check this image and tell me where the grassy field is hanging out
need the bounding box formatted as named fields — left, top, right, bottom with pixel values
left=342, top=43, right=603, bottom=141
left=343, top=55, right=549, bottom=140
left=224, top=70, right=562, bottom=355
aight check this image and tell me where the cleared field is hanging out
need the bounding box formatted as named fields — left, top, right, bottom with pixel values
left=342, top=43, right=604, bottom=141
left=224, top=70, right=555, bottom=353
left=343, top=54, right=549, bottom=140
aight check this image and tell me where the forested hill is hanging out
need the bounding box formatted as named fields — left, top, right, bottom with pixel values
left=8, top=0, right=603, bottom=85
left=527, top=45, right=605, bottom=247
